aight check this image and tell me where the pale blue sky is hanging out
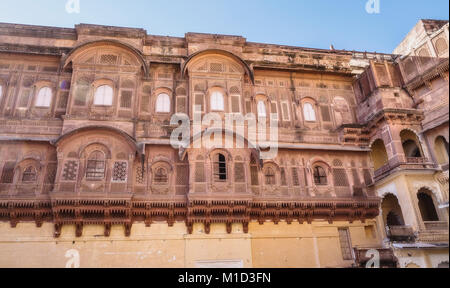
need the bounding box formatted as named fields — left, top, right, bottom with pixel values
left=0, top=0, right=448, bottom=53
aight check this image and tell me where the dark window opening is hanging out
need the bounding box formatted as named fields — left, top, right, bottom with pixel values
left=313, top=166, right=328, bottom=185
left=214, top=154, right=227, bottom=182
left=154, top=167, right=168, bottom=184
left=265, top=167, right=276, bottom=185
left=418, top=192, right=439, bottom=222
left=387, top=211, right=404, bottom=227
left=403, top=140, right=422, bottom=158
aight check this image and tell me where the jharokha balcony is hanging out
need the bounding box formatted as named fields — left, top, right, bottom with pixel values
left=386, top=225, right=416, bottom=242
left=374, top=157, right=436, bottom=181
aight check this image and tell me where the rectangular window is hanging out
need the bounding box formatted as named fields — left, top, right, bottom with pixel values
left=176, top=96, right=187, bottom=114
left=74, top=84, right=89, bottom=106
left=231, top=95, right=241, bottom=113
left=245, top=100, right=252, bottom=114
left=120, top=90, right=133, bottom=109
left=282, top=102, right=290, bottom=121
left=18, top=89, right=31, bottom=108
left=271, top=102, right=278, bottom=120
left=321, top=105, right=331, bottom=122
left=1, top=162, right=16, bottom=184
left=338, top=228, right=353, bottom=260
left=86, top=160, right=105, bottom=181
left=194, top=93, right=204, bottom=112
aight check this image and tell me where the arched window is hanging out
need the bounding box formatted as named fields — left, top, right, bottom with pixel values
left=257, top=101, right=267, bottom=118
left=35, top=87, right=52, bottom=107
left=156, top=93, right=171, bottom=113
left=154, top=167, right=168, bottom=184
left=94, top=85, right=114, bottom=106
left=400, top=130, right=423, bottom=158
left=403, top=140, right=422, bottom=158
left=303, top=103, right=316, bottom=122
left=213, top=153, right=227, bottom=181
left=371, top=139, right=389, bottom=171
left=435, top=136, right=449, bottom=165
left=313, top=166, right=327, bottom=185
left=417, top=190, right=439, bottom=222
left=210, top=91, right=224, bottom=111
left=86, top=151, right=106, bottom=181
left=387, top=211, right=404, bottom=227
left=22, top=166, right=37, bottom=183
left=265, top=167, right=276, bottom=185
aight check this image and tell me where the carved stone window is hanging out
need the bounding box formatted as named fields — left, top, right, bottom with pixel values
left=120, top=91, right=132, bottom=109
left=135, top=165, right=145, bottom=185
left=213, top=153, right=227, bottom=182
left=1, top=162, right=16, bottom=184
left=280, top=168, right=287, bottom=186
left=257, top=101, right=267, bottom=118
left=210, top=91, right=224, bottom=112
left=86, top=151, right=106, bottom=181
left=62, top=161, right=78, bottom=181
left=154, top=167, right=169, bottom=185
left=35, top=87, right=52, bottom=108
left=265, top=167, right=276, bottom=186
left=313, top=166, right=328, bottom=186
left=234, top=162, right=245, bottom=183
left=292, top=167, right=300, bottom=186
left=94, top=85, right=113, bottom=106
left=250, top=158, right=259, bottom=186
left=22, top=166, right=37, bottom=183
left=156, top=93, right=171, bottom=113
left=113, top=161, right=128, bottom=182
left=303, top=103, right=316, bottom=122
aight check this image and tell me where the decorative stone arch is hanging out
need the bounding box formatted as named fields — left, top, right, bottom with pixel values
left=54, top=126, right=140, bottom=155
left=381, top=193, right=406, bottom=227
left=181, top=49, right=254, bottom=84
left=434, top=135, right=449, bottom=165
left=370, top=138, right=389, bottom=171
left=79, top=143, right=112, bottom=160
left=262, top=161, right=280, bottom=186
left=149, top=158, right=173, bottom=188
left=309, top=158, right=331, bottom=186
left=400, top=129, right=424, bottom=158
left=62, top=39, right=149, bottom=76
left=416, top=187, right=441, bottom=222
left=209, top=148, right=233, bottom=183
left=14, top=158, right=42, bottom=184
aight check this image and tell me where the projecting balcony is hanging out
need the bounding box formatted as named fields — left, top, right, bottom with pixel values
left=387, top=225, right=416, bottom=242
left=374, top=157, right=436, bottom=181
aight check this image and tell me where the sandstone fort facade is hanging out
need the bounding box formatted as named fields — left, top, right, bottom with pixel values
left=0, top=20, right=448, bottom=268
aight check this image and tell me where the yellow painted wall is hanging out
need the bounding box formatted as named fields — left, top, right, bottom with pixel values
left=0, top=220, right=381, bottom=268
